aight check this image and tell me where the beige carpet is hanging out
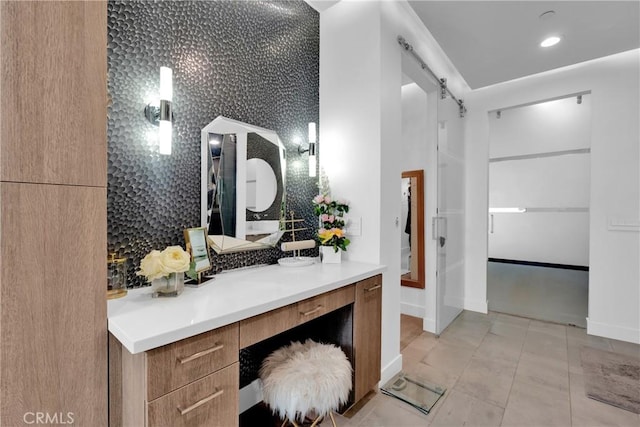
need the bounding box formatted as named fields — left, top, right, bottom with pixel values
left=581, top=347, right=640, bottom=414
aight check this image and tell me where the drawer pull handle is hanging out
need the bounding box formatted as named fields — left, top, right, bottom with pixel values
left=300, top=305, right=324, bottom=316
left=178, top=344, right=224, bottom=364
left=178, top=389, right=224, bottom=415
left=364, top=284, right=382, bottom=292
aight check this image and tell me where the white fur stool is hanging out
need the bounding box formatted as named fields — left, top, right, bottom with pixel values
left=259, top=339, right=352, bottom=427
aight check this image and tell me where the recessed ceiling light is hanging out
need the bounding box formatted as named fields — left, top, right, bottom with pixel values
left=540, top=36, right=561, bottom=47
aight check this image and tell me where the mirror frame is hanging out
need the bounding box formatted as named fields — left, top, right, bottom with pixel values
left=200, top=116, right=286, bottom=254
left=401, top=169, right=425, bottom=289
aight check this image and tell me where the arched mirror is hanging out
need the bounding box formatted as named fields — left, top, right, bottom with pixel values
left=201, top=116, right=286, bottom=253
left=401, top=169, right=425, bottom=288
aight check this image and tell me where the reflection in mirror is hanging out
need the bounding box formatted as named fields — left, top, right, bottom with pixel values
left=401, top=170, right=425, bottom=288
left=246, top=158, right=277, bottom=212
left=201, top=116, right=286, bottom=254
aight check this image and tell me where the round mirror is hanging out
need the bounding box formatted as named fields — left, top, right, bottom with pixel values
left=246, top=158, right=277, bottom=212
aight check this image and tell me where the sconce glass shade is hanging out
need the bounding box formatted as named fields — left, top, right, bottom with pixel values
left=309, top=150, right=316, bottom=178
left=158, top=66, right=173, bottom=155
left=308, top=122, right=316, bottom=143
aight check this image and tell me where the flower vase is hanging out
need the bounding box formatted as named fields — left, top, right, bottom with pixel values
left=151, top=272, right=184, bottom=297
left=320, top=246, right=342, bottom=264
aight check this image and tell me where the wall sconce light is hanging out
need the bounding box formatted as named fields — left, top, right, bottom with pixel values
left=144, top=66, right=173, bottom=155
left=298, top=122, right=317, bottom=177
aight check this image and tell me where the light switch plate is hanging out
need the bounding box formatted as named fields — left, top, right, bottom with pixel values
left=346, top=217, right=362, bottom=236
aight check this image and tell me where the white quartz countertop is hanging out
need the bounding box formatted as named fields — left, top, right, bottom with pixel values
left=108, top=260, right=385, bottom=354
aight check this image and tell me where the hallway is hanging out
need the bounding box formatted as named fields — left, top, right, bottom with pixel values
left=487, top=261, right=589, bottom=327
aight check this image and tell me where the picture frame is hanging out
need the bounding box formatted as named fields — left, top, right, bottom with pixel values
left=184, top=227, right=212, bottom=282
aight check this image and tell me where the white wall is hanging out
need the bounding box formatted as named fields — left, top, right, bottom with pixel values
left=488, top=95, right=591, bottom=266
left=319, top=0, right=468, bottom=384
left=465, top=49, right=640, bottom=343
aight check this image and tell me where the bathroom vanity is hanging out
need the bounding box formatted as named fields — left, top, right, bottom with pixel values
left=108, top=261, right=384, bottom=426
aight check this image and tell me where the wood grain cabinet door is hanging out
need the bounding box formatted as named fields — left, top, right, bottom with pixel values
left=353, top=275, right=382, bottom=402
left=146, top=323, right=239, bottom=401
left=147, top=363, right=239, bottom=427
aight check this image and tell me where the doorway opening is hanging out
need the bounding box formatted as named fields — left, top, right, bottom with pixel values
left=398, top=71, right=437, bottom=338
left=487, top=93, right=592, bottom=327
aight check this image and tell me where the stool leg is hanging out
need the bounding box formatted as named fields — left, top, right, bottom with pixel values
left=329, top=412, right=337, bottom=427
left=281, top=418, right=300, bottom=427
left=309, top=415, right=321, bottom=427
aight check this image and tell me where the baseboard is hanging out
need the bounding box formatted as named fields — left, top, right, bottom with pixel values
left=400, top=302, right=425, bottom=318
left=587, top=318, right=640, bottom=344
left=464, top=298, right=488, bottom=314
left=379, top=353, right=403, bottom=388
left=423, top=317, right=436, bottom=334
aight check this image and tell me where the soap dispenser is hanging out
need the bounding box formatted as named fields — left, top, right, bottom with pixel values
left=107, top=253, right=127, bottom=299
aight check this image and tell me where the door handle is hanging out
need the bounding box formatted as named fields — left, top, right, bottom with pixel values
left=432, top=217, right=437, bottom=240
left=490, top=214, right=494, bottom=234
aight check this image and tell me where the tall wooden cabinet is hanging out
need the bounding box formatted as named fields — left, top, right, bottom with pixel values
left=354, top=274, right=383, bottom=402
left=0, top=1, right=108, bottom=425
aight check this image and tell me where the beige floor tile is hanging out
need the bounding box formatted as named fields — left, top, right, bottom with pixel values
left=354, top=393, right=431, bottom=426
left=501, top=376, right=571, bottom=427
left=429, top=389, right=504, bottom=427
left=515, top=351, right=569, bottom=393
left=318, top=411, right=357, bottom=426
left=401, top=314, right=425, bottom=351
left=421, top=340, right=476, bottom=378
left=474, top=332, right=524, bottom=365
left=438, top=319, right=492, bottom=349
left=528, top=320, right=567, bottom=339
left=566, top=326, right=612, bottom=347
left=569, top=371, right=639, bottom=427
left=454, top=356, right=517, bottom=408
left=459, top=310, right=496, bottom=322
left=407, top=332, right=440, bottom=353
left=402, top=344, right=431, bottom=371
left=493, top=312, right=531, bottom=328
left=341, top=392, right=383, bottom=426
left=404, top=360, right=461, bottom=391
left=488, top=319, right=529, bottom=342
left=521, top=329, right=568, bottom=362
left=395, top=311, right=638, bottom=427
left=609, top=339, right=640, bottom=358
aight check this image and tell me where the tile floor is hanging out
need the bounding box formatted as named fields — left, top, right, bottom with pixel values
left=326, top=311, right=640, bottom=427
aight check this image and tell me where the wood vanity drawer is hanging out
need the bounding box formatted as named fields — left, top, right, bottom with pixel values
left=297, top=285, right=355, bottom=324
left=239, top=304, right=298, bottom=349
left=239, top=285, right=355, bottom=349
left=146, top=323, right=239, bottom=401
left=147, top=362, right=239, bottom=427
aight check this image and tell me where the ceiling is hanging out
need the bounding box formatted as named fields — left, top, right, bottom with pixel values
left=407, top=1, right=640, bottom=89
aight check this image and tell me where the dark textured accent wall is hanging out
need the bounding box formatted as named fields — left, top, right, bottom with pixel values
left=107, top=0, right=319, bottom=287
